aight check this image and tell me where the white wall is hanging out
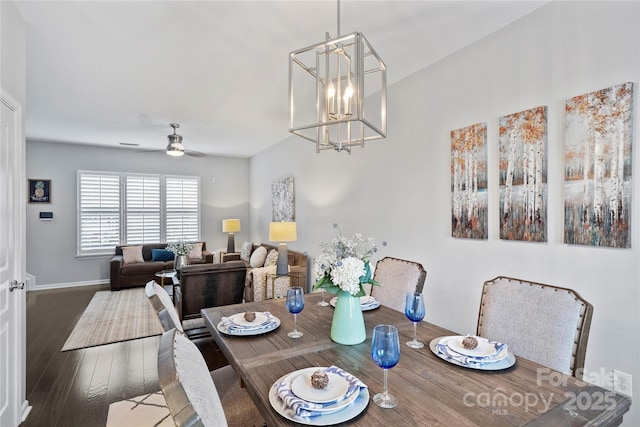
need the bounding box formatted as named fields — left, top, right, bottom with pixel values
left=250, top=1, right=639, bottom=424
left=1, top=0, right=26, bottom=105
left=26, top=141, right=250, bottom=288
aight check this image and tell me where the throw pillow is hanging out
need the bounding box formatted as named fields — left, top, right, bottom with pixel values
left=264, top=249, right=278, bottom=267
left=188, top=242, right=203, bottom=260
left=151, top=249, right=175, bottom=262
left=249, top=246, right=268, bottom=268
left=240, top=241, right=252, bottom=262
left=122, top=245, right=144, bottom=264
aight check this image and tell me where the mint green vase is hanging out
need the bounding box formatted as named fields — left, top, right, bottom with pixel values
left=330, top=291, right=366, bottom=345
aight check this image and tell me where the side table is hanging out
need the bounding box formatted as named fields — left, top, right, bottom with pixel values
left=155, top=269, right=177, bottom=302
left=219, top=251, right=240, bottom=263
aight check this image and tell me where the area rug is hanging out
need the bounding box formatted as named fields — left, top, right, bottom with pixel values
left=106, top=391, right=173, bottom=427
left=61, top=287, right=164, bottom=351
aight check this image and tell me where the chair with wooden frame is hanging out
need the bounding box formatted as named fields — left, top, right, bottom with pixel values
left=476, top=276, right=593, bottom=378
left=370, top=256, right=427, bottom=313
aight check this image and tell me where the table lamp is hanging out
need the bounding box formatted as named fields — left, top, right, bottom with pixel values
left=269, top=221, right=297, bottom=276
left=222, top=219, right=241, bottom=253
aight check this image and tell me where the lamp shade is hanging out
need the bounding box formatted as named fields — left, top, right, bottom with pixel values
left=222, top=219, right=241, bottom=233
left=269, top=222, right=297, bottom=242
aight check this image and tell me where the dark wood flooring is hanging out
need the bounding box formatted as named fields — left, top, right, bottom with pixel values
left=23, top=284, right=224, bottom=427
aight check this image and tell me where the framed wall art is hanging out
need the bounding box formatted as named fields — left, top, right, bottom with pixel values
left=451, top=122, right=488, bottom=239
left=564, top=82, right=633, bottom=248
left=272, top=175, right=295, bottom=222
left=498, top=106, right=548, bottom=242
left=28, top=179, right=51, bottom=203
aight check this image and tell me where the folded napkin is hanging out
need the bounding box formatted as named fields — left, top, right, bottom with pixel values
left=220, top=312, right=278, bottom=335
left=275, top=366, right=367, bottom=418
left=436, top=338, right=507, bottom=365
left=360, top=297, right=378, bottom=307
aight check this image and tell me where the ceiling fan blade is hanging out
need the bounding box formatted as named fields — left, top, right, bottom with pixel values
left=184, top=149, right=208, bottom=157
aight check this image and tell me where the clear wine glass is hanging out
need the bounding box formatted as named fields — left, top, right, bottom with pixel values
left=317, top=287, right=329, bottom=307
left=371, top=324, right=400, bottom=408
left=286, top=287, right=304, bottom=338
left=405, top=292, right=425, bottom=348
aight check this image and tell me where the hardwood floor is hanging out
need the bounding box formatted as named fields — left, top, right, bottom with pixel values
left=23, top=284, right=224, bottom=427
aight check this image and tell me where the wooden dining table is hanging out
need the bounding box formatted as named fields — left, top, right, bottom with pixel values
left=202, top=293, right=631, bottom=426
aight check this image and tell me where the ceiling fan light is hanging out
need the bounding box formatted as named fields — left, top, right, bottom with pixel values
left=166, top=145, right=185, bottom=156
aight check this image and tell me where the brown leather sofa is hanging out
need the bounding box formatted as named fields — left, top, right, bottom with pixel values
left=110, top=242, right=213, bottom=291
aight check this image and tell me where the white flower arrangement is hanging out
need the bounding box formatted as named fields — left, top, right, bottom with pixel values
left=313, top=224, right=379, bottom=297
left=166, top=241, right=194, bottom=256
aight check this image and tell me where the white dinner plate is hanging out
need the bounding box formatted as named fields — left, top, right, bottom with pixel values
left=329, top=296, right=380, bottom=311
left=269, top=370, right=369, bottom=425
left=439, top=336, right=508, bottom=363
left=216, top=316, right=280, bottom=336
left=228, top=312, right=269, bottom=327
left=446, top=335, right=499, bottom=357
left=429, top=336, right=516, bottom=371
left=291, top=370, right=350, bottom=403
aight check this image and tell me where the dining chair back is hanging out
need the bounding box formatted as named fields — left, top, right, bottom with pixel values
left=145, top=280, right=183, bottom=332
left=476, top=276, right=593, bottom=377
left=370, top=257, right=427, bottom=312
left=158, top=328, right=265, bottom=427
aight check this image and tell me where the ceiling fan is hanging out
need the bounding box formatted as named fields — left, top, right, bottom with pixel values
left=165, top=123, right=206, bottom=157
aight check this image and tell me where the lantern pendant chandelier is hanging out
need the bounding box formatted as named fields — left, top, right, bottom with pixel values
left=288, top=0, right=387, bottom=153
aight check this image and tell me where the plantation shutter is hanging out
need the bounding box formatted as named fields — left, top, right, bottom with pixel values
left=165, top=176, right=199, bottom=242
left=78, top=172, right=121, bottom=255
left=125, top=174, right=161, bottom=244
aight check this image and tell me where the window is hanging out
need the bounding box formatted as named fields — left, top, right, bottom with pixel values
left=78, top=172, right=121, bottom=255
left=125, top=174, right=160, bottom=244
left=166, top=176, right=199, bottom=241
left=78, top=171, right=200, bottom=256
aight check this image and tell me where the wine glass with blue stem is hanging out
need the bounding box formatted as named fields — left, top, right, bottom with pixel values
left=286, top=286, right=304, bottom=338
left=371, top=324, right=400, bottom=408
left=405, top=291, right=425, bottom=349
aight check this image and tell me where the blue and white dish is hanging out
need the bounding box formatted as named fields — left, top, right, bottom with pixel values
left=446, top=335, right=505, bottom=358
left=217, top=312, right=280, bottom=336
left=429, top=336, right=516, bottom=371
left=329, top=296, right=380, bottom=311
left=269, top=366, right=369, bottom=425
left=291, top=371, right=350, bottom=403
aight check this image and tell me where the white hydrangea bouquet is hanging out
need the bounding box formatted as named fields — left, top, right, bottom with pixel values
left=166, top=241, right=194, bottom=256
left=313, top=225, right=379, bottom=297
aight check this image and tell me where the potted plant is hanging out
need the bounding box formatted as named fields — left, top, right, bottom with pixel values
left=166, top=241, right=194, bottom=270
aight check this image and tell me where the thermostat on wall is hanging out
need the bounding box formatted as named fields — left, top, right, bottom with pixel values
left=39, top=212, right=53, bottom=220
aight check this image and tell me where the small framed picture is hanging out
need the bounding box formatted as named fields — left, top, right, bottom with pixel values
left=28, top=179, right=51, bottom=203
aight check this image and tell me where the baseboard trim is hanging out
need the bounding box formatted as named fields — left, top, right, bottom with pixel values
left=21, top=399, right=32, bottom=423
left=30, top=279, right=109, bottom=291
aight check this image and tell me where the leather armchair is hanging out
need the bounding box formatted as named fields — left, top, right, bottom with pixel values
left=174, top=261, right=247, bottom=322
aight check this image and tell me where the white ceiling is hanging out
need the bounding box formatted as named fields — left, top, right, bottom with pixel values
left=15, top=0, right=548, bottom=158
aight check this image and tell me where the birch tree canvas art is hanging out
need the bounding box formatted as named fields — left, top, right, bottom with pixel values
left=499, top=106, right=548, bottom=242
left=564, top=82, right=633, bottom=248
left=451, top=122, right=488, bottom=239
left=272, top=175, right=295, bottom=221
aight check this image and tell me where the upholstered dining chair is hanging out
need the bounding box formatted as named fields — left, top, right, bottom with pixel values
left=476, top=276, right=593, bottom=378
left=369, top=257, right=427, bottom=313
left=158, top=328, right=265, bottom=427
left=145, top=280, right=207, bottom=337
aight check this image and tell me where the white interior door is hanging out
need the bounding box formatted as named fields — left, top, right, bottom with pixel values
left=0, top=90, right=28, bottom=426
